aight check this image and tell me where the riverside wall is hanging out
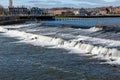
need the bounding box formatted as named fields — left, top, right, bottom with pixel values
left=1, top=15, right=120, bottom=25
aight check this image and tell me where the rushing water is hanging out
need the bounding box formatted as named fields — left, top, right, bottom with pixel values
left=0, top=18, right=120, bottom=80
left=0, top=35, right=120, bottom=80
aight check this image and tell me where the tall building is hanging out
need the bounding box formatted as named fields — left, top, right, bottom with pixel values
left=9, top=0, right=13, bottom=8
left=9, top=7, right=28, bottom=15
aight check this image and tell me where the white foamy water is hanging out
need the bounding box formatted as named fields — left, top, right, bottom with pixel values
left=0, top=24, right=120, bottom=65
left=1, top=23, right=42, bottom=29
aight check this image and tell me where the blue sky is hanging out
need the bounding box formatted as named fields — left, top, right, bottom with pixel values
left=0, top=0, right=120, bottom=8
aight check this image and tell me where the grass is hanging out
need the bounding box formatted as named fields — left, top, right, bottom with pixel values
left=55, top=16, right=79, bottom=19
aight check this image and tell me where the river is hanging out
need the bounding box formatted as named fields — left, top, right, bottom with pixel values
left=0, top=18, right=120, bottom=80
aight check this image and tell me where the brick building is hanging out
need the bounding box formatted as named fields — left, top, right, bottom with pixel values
left=0, top=7, right=4, bottom=15
left=62, top=11, right=74, bottom=16
left=99, top=8, right=108, bottom=15
left=53, top=10, right=65, bottom=16
left=114, top=7, right=120, bottom=14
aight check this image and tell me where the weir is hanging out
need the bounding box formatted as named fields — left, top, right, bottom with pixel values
left=0, top=26, right=120, bottom=60
left=19, top=15, right=55, bottom=21
left=0, top=16, right=55, bottom=25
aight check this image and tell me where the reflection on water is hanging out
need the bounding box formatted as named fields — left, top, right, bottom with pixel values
left=42, top=18, right=120, bottom=28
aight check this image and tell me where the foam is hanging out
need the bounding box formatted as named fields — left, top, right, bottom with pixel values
left=89, top=26, right=103, bottom=31
left=2, top=23, right=41, bottom=29
left=76, top=35, right=120, bottom=48
left=0, top=26, right=120, bottom=65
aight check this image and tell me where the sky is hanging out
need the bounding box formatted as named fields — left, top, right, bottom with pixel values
left=0, top=0, right=120, bottom=8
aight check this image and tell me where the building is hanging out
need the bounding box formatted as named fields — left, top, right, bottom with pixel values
left=53, top=10, right=74, bottom=16
left=9, top=7, right=28, bottom=15
left=0, top=6, right=4, bottom=15
left=53, top=10, right=65, bottom=16
left=62, top=11, right=74, bottom=16
left=108, top=6, right=114, bottom=14
left=73, top=8, right=88, bottom=16
left=30, top=7, right=43, bottom=15
left=99, top=8, right=108, bottom=15
left=44, top=9, right=54, bottom=16
left=114, top=7, right=120, bottom=14
left=87, top=8, right=100, bottom=16
left=8, top=0, right=28, bottom=15
left=73, top=10, right=80, bottom=15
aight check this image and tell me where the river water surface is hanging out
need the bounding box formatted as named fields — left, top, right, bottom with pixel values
left=0, top=19, right=120, bottom=80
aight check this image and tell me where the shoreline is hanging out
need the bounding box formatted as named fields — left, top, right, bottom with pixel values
left=55, top=15, right=120, bottom=19
left=1, top=15, right=120, bottom=25
left=0, top=20, right=26, bottom=25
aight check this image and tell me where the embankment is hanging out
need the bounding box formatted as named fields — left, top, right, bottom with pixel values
left=0, top=16, right=26, bottom=25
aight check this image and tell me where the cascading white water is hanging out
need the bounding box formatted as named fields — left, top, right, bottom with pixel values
left=89, top=26, right=103, bottom=31
left=0, top=25, right=120, bottom=64
left=0, top=27, right=8, bottom=32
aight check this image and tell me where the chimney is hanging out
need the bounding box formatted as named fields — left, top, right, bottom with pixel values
left=9, top=0, right=13, bottom=8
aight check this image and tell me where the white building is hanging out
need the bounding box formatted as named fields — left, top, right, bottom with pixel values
left=73, top=8, right=88, bottom=16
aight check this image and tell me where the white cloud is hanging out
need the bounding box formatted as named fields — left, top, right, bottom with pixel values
left=0, top=0, right=120, bottom=8
left=79, top=1, right=98, bottom=5
left=103, top=0, right=117, bottom=2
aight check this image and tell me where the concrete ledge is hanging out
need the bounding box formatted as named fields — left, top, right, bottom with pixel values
left=0, top=20, right=26, bottom=25
left=55, top=15, right=120, bottom=18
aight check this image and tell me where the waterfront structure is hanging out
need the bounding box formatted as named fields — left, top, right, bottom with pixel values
left=8, top=0, right=28, bottom=15
left=86, top=8, right=99, bottom=16
left=9, top=7, right=28, bottom=15
left=53, top=10, right=65, bottom=16
left=53, top=10, right=74, bottom=16
left=73, top=8, right=88, bottom=16
left=99, top=8, right=110, bottom=15
left=114, top=7, right=120, bottom=14
left=73, top=10, right=80, bottom=15
left=62, top=10, right=74, bottom=16
left=30, top=7, right=43, bottom=15
left=108, top=6, right=114, bottom=14
left=45, top=9, right=54, bottom=16
left=42, top=9, right=48, bottom=15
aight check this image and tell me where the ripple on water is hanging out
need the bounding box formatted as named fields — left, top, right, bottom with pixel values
left=0, top=32, right=120, bottom=80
